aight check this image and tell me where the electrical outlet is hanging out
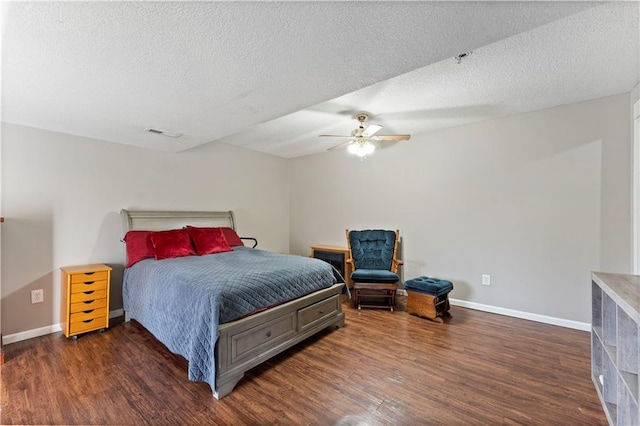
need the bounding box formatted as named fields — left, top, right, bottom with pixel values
left=31, top=289, right=44, bottom=304
left=482, top=274, right=491, bottom=286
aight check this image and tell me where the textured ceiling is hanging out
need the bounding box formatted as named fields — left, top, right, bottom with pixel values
left=2, top=2, right=639, bottom=158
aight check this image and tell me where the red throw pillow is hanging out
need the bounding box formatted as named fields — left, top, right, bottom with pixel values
left=186, top=226, right=244, bottom=247
left=186, top=227, right=233, bottom=255
left=219, top=227, right=244, bottom=247
left=150, top=229, right=196, bottom=260
left=124, top=230, right=155, bottom=267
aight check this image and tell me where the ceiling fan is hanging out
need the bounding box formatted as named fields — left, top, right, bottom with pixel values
left=320, top=113, right=411, bottom=157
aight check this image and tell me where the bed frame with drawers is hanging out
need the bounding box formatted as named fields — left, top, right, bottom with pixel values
left=120, top=209, right=345, bottom=399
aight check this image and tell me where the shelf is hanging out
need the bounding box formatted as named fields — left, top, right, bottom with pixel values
left=604, top=343, right=618, bottom=366
left=617, top=306, right=638, bottom=381
left=618, top=380, right=639, bottom=425
left=592, top=273, right=640, bottom=425
left=603, top=292, right=618, bottom=348
left=605, top=402, right=618, bottom=426
left=594, top=375, right=617, bottom=426
left=593, top=281, right=603, bottom=329
left=593, top=333, right=604, bottom=376
left=604, top=353, right=618, bottom=405
left=620, top=370, right=639, bottom=405
left=593, top=325, right=604, bottom=342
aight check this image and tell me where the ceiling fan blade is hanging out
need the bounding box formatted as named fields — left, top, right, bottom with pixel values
left=370, top=134, right=411, bottom=141
left=319, top=134, right=354, bottom=139
left=327, top=141, right=353, bottom=151
left=362, top=124, right=382, bottom=137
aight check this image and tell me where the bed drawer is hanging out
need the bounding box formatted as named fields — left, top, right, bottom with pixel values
left=297, top=294, right=340, bottom=332
left=70, top=298, right=107, bottom=313
left=230, top=313, right=296, bottom=365
left=71, top=279, right=107, bottom=294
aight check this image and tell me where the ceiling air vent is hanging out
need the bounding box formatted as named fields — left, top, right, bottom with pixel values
left=144, top=128, right=183, bottom=138
left=454, top=50, right=473, bottom=64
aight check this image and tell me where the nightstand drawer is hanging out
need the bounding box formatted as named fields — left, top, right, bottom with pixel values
left=71, top=280, right=107, bottom=294
left=71, top=307, right=107, bottom=323
left=70, top=298, right=107, bottom=313
left=70, top=270, right=109, bottom=283
left=70, top=317, right=108, bottom=335
left=70, top=289, right=107, bottom=304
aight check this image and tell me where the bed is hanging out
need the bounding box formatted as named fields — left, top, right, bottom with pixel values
left=120, top=209, right=346, bottom=399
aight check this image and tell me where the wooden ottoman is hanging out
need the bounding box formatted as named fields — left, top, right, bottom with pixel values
left=405, top=277, right=453, bottom=323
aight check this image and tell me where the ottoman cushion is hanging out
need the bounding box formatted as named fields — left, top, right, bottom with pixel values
left=405, top=276, right=453, bottom=297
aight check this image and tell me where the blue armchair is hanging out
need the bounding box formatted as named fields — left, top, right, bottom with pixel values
left=346, top=229, right=403, bottom=311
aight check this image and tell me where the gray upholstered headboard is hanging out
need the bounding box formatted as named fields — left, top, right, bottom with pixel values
left=120, top=209, right=236, bottom=233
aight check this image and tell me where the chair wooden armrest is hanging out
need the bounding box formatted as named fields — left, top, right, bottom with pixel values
left=391, top=258, right=403, bottom=274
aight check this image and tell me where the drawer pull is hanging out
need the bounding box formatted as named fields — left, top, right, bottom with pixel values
left=83, top=309, right=95, bottom=314
left=83, top=281, right=95, bottom=285
left=83, top=291, right=95, bottom=295
left=83, top=300, right=95, bottom=304
left=82, top=319, right=94, bottom=324
left=266, top=331, right=272, bottom=337
left=84, top=272, right=96, bottom=276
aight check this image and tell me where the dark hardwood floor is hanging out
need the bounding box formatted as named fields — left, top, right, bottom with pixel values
left=1, top=297, right=606, bottom=425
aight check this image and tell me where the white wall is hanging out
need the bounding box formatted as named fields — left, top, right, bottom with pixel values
left=1, top=124, right=289, bottom=335
left=289, top=94, right=631, bottom=324
left=632, top=82, right=640, bottom=273
left=2, top=92, right=634, bottom=336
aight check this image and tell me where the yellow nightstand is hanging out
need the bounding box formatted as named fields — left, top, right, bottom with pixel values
left=60, top=264, right=112, bottom=339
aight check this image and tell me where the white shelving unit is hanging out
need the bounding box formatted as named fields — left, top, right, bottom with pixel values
left=592, top=272, right=640, bottom=425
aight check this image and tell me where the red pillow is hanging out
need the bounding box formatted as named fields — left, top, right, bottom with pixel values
left=186, top=227, right=233, bottom=255
left=220, top=227, right=244, bottom=247
left=150, top=229, right=196, bottom=260
left=124, top=230, right=155, bottom=267
left=186, top=226, right=244, bottom=247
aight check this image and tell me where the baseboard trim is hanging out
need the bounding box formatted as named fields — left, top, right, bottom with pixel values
left=3, top=324, right=62, bottom=345
left=3, top=309, right=126, bottom=345
left=449, top=298, right=591, bottom=331
left=109, top=308, right=124, bottom=319
left=400, top=288, right=589, bottom=330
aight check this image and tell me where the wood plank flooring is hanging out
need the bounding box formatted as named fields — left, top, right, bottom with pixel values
left=1, top=298, right=606, bottom=425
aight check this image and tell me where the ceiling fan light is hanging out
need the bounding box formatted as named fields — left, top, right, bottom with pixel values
left=348, top=141, right=375, bottom=157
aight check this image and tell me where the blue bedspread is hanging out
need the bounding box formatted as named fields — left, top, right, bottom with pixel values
left=123, top=246, right=342, bottom=394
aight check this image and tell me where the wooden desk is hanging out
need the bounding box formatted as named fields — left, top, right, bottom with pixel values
left=310, top=245, right=353, bottom=287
